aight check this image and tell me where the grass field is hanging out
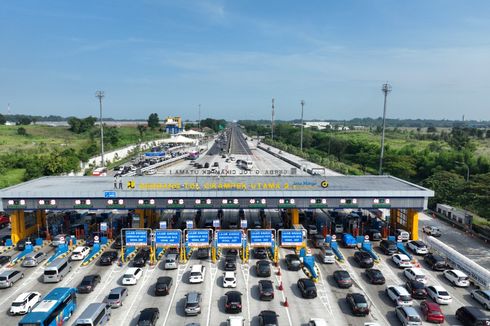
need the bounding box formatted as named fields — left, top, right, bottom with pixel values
left=0, top=168, right=26, bottom=188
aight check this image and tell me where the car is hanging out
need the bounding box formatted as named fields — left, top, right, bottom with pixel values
left=137, top=307, right=159, bottom=326
left=258, top=280, right=274, bottom=301
left=379, top=239, right=398, bottom=255
left=0, top=270, right=24, bottom=288
left=16, top=238, right=31, bottom=251
left=77, top=274, right=101, bottom=293
left=471, top=289, right=490, bottom=310
left=197, top=248, right=209, bottom=259
left=319, top=246, right=336, bottom=264
left=227, top=316, right=245, bottom=326
left=307, top=225, right=318, bottom=235
left=227, top=248, right=239, bottom=256
left=396, top=229, right=410, bottom=241
left=443, top=269, right=470, bottom=287
left=422, top=225, right=441, bottom=237
left=21, top=252, right=46, bottom=267
left=346, top=293, right=370, bottom=316
left=456, top=306, right=490, bottom=326
left=9, top=291, right=41, bottom=315
left=386, top=285, right=413, bottom=306
left=308, top=318, right=328, bottom=326
left=392, top=254, right=413, bottom=268
left=104, top=287, right=128, bottom=308
left=189, top=264, right=206, bottom=283
left=0, top=255, right=11, bottom=266
left=395, top=306, right=422, bottom=326
left=342, top=233, right=357, bottom=248
left=297, top=278, right=317, bottom=298
left=155, top=276, right=173, bottom=296
left=424, top=253, right=447, bottom=271
left=285, top=254, right=301, bottom=271
left=420, top=300, right=445, bottom=323
left=51, top=234, right=68, bottom=247
left=224, top=256, right=237, bottom=271
left=133, top=248, right=150, bottom=267
left=0, top=235, right=11, bottom=246
left=404, top=268, right=428, bottom=284
left=354, top=251, right=374, bottom=268
left=225, top=291, right=243, bottom=313
left=407, top=240, right=428, bottom=255
left=71, top=246, right=90, bottom=261
left=0, top=215, right=9, bottom=228
left=333, top=270, right=353, bottom=288
left=223, top=271, right=237, bottom=288
left=254, top=247, right=268, bottom=259
left=366, top=229, right=382, bottom=241
left=213, top=162, right=219, bottom=167
left=113, top=236, right=122, bottom=249
left=184, top=291, right=202, bottom=316
left=99, top=250, right=118, bottom=266
left=404, top=280, right=427, bottom=299
left=365, top=268, right=385, bottom=284
left=426, top=285, right=452, bottom=305
left=256, top=260, right=271, bottom=277
left=204, top=162, right=210, bottom=168
left=122, top=267, right=143, bottom=285
left=258, top=310, right=279, bottom=326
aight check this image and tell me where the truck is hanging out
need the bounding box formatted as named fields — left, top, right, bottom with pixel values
left=425, top=235, right=490, bottom=289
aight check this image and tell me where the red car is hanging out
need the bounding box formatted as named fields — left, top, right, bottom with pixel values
left=420, top=300, right=445, bottom=323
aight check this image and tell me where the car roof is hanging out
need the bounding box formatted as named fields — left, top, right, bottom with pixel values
left=450, top=269, right=467, bottom=276
left=126, top=267, right=140, bottom=273
left=110, top=287, right=126, bottom=294
left=14, top=292, right=37, bottom=302
left=335, top=270, right=350, bottom=276
left=186, top=291, right=200, bottom=301
left=395, top=254, right=410, bottom=260
left=140, top=307, right=158, bottom=318
left=224, top=271, right=235, bottom=277
left=390, top=285, right=410, bottom=295
left=407, top=268, right=425, bottom=275
left=399, top=306, right=418, bottom=315
left=226, top=291, right=242, bottom=298
left=83, top=274, right=99, bottom=280
left=157, top=276, right=172, bottom=283
left=73, top=246, right=87, bottom=251
left=260, top=310, right=277, bottom=316
left=423, top=300, right=441, bottom=310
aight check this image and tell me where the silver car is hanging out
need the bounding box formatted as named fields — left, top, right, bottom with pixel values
left=0, top=270, right=24, bottom=288
left=104, top=287, right=128, bottom=308
left=21, top=252, right=46, bottom=267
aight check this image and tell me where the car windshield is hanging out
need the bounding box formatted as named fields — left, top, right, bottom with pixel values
left=225, top=277, right=235, bottom=281
left=261, top=282, right=273, bottom=290
left=81, top=280, right=91, bottom=285
left=408, top=316, right=421, bottom=322
left=108, top=293, right=120, bottom=300
left=44, top=270, right=56, bottom=276
left=190, top=272, right=201, bottom=277
left=459, top=276, right=469, bottom=281
left=400, top=295, right=412, bottom=301
left=356, top=302, right=368, bottom=308
left=12, top=301, right=26, bottom=306
left=123, top=274, right=133, bottom=279
left=438, top=291, right=449, bottom=296
left=186, top=302, right=198, bottom=307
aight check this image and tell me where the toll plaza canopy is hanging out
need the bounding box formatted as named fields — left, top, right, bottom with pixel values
left=1, top=175, right=433, bottom=211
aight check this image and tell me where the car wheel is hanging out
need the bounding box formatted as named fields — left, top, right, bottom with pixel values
left=21, top=273, right=24, bottom=279
left=485, top=303, right=489, bottom=310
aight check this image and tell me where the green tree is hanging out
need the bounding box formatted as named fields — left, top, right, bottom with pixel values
left=448, top=127, right=474, bottom=151
left=105, top=127, right=120, bottom=146
left=16, top=115, right=32, bottom=125
left=422, top=171, right=465, bottom=208
left=0, top=114, right=6, bottom=125
left=17, top=127, right=27, bottom=136
left=137, top=124, right=147, bottom=137
left=148, top=113, right=160, bottom=129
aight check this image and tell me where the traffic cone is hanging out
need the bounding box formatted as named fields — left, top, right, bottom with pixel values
left=277, top=267, right=281, bottom=276
left=278, top=282, right=283, bottom=291
left=283, top=298, right=289, bottom=307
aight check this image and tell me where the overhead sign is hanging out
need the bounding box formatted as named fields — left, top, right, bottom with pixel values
left=216, top=230, right=242, bottom=248
left=249, top=230, right=273, bottom=247
left=155, top=230, right=181, bottom=247
left=145, top=152, right=165, bottom=157
left=187, top=229, right=210, bottom=247
left=125, top=230, right=148, bottom=246
left=280, top=230, right=304, bottom=246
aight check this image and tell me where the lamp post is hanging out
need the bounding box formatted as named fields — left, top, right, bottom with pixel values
left=95, top=90, right=105, bottom=166
left=379, top=83, right=391, bottom=175
left=300, top=100, right=305, bottom=151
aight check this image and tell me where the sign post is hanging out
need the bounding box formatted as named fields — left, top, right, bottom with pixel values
left=216, top=230, right=242, bottom=248
left=279, top=229, right=305, bottom=247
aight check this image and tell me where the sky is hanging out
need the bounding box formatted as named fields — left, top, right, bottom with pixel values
left=1, top=1, right=490, bottom=121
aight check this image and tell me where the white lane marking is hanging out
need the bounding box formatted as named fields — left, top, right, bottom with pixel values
left=240, top=262, right=251, bottom=323
left=272, top=267, right=292, bottom=326
left=122, top=266, right=156, bottom=322
left=206, top=262, right=218, bottom=326
left=162, top=262, right=189, bottom=326
left=315, top=266, right=334, bottom=318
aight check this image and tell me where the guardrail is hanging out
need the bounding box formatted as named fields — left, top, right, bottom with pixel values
left=121, top=154, right=189, bottom=177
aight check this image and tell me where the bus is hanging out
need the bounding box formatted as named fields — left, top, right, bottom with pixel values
left=188, top=151, right=199, bottom=160
left=92, top=167, right=107, bottom=176
left=19, top=287, right=77, bottom=326
left=236, top=159, right=253, bottom=170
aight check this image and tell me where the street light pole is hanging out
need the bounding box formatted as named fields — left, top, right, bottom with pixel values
left=300, top=100, right=305, bottom=151
left=379, top=83, right=391, bottom=175
left=271, top=97, right=275, bottom=141
left=198, top=104, right=201, bottom=131
left=95, top=90, right=105, bottom=167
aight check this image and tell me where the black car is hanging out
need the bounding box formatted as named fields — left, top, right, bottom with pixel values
left=297, top=278, right=317, bottom=298
left=0, top=235, right=11, bottom=246
left=379, top=239, right=398, bottom=255
left=113, top=236, right=122, bottom=249
left=424, top=253, right=447, bottom=271
left=0, top=255, right=11, bottom=266
left=99, top=251, right=118, bottom=266
left=224, top=256, right=237, bottom=271
left=16, top=238, right=30, bottom=251
left=333, top=270, right=353, bottom=288
left=366, top=229, right=382, bottom=241
left=346, top=293, right=370, bottom=316
left=133, top=248, right=150, bottom=267
left=197, top=248, right=209, bottom=259
left=204, top=162, right=210, bottom=168
left=256, top=260, right=271, bottom=277
left=78, top=274, right=101, bottom=293
left=405, top=280, right=427, bottom=299
left=155, top=276, right=173, bottom=296
left=365, top=268, right=385, bottom=284
left=285, top=254, right=301, bottom=271
left=224, top=291, right=242, bottom=313
left=137, top=307, right=160, bottom=326
left=227, top=249, right=238, bottom=256
left=354, top=251, right=374, bottom=268
left=259, top=310, right=279, bottom=326
left=258, top=280, right=274, bottom=301
left=254, top=248, right=267, bottom=259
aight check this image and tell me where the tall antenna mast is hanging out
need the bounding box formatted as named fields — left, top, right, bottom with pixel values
left=379, top=82, right=392, bottom=175
left=271, top=98, right=275, bottom=141
left=95, top=90, right=105, bottom=167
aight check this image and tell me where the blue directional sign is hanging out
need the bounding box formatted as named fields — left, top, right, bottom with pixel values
left=250, top=230, right=273, bottom=247
left=145, top=152, right=165, bottom=157
left=104, top=191, right=117, bottom=198
left=216, top=230, right=242, bottom=248
left=125, top=230, right=148, bottom=246
left=155, top=230, right=181, bottom=247
left=280, top=230, right=304, bottom=246
left=187, top=229, right=210, bottom=247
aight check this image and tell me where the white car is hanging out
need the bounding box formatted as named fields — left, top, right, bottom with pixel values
left=407, top=241, right=428, bottom=255
left=426, top=285, right=452, bottom=305
left=307, top=225, right=318, bottom=235
left=404, top=268, right=428, bottom=285
left=223, top=271, right=237, bottom=288
left=189, top=264, right=206, bottom=284
left=386, top=285, right=413, bottom=306
left=9, top=291, right=41, bottom=315
left=443, top=269, right=470, bottom=287
left=227, top=316, right=245, bottom=326
left=122, top=267, right=143, bottom=285
left=392, top=254, right=413, bottom=268
left=308, top=318, right=328, bottom=326
left=422, top=225, right=441, bottom=237
left=471, top=289, right=490, bottom=310
left=70, top=246, right=90, bottom=261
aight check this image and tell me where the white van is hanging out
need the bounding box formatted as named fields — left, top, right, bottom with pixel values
left=319, top=247, right=336, bottom=264
left=396, top=229, right=410, bottom=241
left=43, top=257, right=71, bottom=283
left=74, top=303, right=111, bottom=326
left=189, top=264, right=205, bottom=284
left=164, top=254, right=178, bottom=270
